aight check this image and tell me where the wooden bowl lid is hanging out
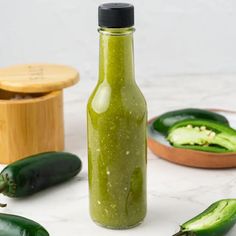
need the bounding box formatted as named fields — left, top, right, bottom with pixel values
left=148, top=109, right=236, bottom=169
left=0, top=64, right=79, bottom=93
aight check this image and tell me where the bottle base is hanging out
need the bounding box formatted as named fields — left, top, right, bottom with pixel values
left=92, top=219, right=144, bottom=230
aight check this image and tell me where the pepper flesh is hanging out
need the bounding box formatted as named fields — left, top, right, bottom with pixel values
left=167, top=119, right=236, bottom=153
left=173, top=199, right=236, bottom=236
left=153, top=108, right=229, bottom=136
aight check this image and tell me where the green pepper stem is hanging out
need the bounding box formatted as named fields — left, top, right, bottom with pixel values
left=172, top=231, right=194, bottom=236
left=0, top=175, right=7, bottom=207
left=172, top=232, right=186, bottom=236
left=0, top=175, right=6, bottom=193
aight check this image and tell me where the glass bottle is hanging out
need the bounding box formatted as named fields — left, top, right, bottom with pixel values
left=87, top=3, right=147, bottom=229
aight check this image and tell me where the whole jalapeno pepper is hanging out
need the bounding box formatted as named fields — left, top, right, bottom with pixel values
left=173, top=199, right=236, bottom=236
left=153, top=108, right=229, bottom=136
left=0, top=213, right=49, bottom=236
left=0, top=152, right=82, bottom=198
left=167, top=119, right=236, bottom=153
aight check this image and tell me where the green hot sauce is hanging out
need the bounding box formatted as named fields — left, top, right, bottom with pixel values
left=87, top=3, right=147, bottom=229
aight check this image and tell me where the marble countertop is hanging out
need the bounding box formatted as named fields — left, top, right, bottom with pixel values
left=0, top=75, right=236, bottom=236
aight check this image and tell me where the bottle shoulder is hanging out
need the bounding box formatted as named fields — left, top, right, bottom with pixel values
left=87, top=81, right=147, bottom=116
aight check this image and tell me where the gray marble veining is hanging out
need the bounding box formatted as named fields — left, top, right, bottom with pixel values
left=0, top=75, right=235, bottom=235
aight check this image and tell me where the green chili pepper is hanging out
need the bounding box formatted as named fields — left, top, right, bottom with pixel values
left=173, top=199, right=236, bottom=236
left=0, top=152, right=82, bottom=198
left=153, top=108, right=229, bottom=136
left=0, top=213, right=49, bottom=235
left=167, top=119, right=236, bottom=153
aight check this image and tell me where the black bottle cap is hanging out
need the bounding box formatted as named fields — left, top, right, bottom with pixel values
left=98, top=3, right=134, bottom=28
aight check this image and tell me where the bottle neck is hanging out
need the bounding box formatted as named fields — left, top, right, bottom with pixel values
left=98, top=27, right=135, bottom=86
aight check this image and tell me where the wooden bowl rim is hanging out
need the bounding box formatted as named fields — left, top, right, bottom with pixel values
left=148, top=109, right=236, bottom=168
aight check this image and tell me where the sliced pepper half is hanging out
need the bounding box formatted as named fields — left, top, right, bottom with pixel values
left=167, top=119, right=236, bottom=153
left=173, top=199, right=236, bottom=236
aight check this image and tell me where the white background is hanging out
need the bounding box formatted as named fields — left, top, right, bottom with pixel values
left=1, top=0, right=236, bottom=77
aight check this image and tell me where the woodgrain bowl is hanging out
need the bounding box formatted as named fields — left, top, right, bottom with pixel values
left=0, top=63, right=80, bottom=164
left=148, top=109, right=236, bottom=169
left=0, top=89, right=64, bottom=164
